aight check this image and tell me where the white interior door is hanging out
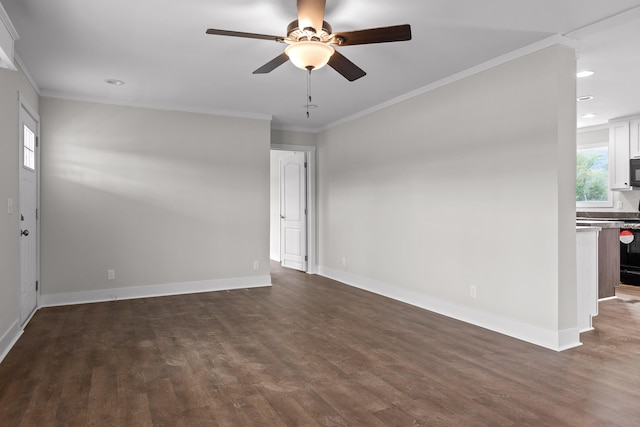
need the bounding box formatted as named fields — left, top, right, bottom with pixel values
left=19, top=101, right=39, bottom=325
left=280, top=152, right=307, bottom=271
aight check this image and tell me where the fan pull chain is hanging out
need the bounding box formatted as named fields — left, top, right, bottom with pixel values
left=306, top=68, right=312, bottom=118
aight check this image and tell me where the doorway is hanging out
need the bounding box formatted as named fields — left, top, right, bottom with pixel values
left=18, top=94, right=40, bottom=326
left=270, top=145, right=317, bottom=274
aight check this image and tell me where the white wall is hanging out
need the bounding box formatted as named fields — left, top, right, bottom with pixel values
left=0, top=64, right=39, bottom=358
left=271, top=129, right=316, bottom=147
left=39, top=98, right=271, bottom=303
left=316, top=45, right=577, bottom=350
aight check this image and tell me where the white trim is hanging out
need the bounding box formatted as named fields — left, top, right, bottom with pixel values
left=608, top=113, right=640, bottom=124
left=40, top=92, right=273, bottom=123
left=557, top=328, right=583, bottom=351
left=0, top=321, right=22, bottom=364
left=565, top=6, right=640, bottom=39
left=598, top=296, right=618, bottom=302
left=0, top=2, right=17, bottom=71
left=271, top=144, right=318, bottom=274
left=40, top=275, right=272, bottom=308
left=18, top=92, right=40, bottom=123
left=577, top=201, right=614, bottom=208
left=271, top=143, right=316, bottom=152
left=272, top=124, right=320, bottom=133
left=306, top=150, right=317, bottom=274
left=0, top=2, right=18, bottom=40
left=577, top=123, right=611, bottom=133
left=317, top=265, right=582, bottom=352
left=14, top=54, right=41, bottom=95
left=319, top=35, right=576, bottom=132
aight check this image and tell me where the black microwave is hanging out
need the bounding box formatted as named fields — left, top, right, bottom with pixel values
left=631, top=158, right=640, bottom=187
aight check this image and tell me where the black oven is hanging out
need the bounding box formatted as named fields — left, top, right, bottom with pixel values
left=620, top=224, right=640, bottom=286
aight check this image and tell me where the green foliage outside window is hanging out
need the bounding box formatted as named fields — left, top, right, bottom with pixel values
left=576, top=147, right=608, bottom=202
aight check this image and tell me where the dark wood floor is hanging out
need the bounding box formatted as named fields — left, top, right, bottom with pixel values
left=1, top=263, right=639, bottom=426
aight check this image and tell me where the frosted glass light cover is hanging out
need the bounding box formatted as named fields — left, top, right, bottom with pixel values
left=285, top=41, right=335, bottom=70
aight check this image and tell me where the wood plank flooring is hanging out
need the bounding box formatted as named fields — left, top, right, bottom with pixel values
left=1, top=263, right=640, bottom=426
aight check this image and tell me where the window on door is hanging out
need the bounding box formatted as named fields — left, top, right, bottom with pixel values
left=576, top=141, right=612, bottom=207
left=23, top=124, right=35, bottom=170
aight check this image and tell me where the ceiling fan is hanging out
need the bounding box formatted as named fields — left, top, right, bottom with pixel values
left=206, top=0, right=412, bottom=81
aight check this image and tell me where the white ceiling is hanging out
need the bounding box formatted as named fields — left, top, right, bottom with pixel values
left=3, top=0, right=640, bottom=131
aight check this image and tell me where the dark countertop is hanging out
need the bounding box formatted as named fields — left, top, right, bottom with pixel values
left=577, top=211, right=640, bottom=220
left=576, top=219, right=624, bottom=229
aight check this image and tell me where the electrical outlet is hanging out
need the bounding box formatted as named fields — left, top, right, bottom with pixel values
left=108, top=269, right=115, bottom=280
left=7, top=198, right=14, bottom=215
left=617, top=201, right=623, bottom=209
left=470, top=285, right=477, bottom=298
left=341, top=257, right=347, bottom=266
left=253, top=260, right=259, bottom=270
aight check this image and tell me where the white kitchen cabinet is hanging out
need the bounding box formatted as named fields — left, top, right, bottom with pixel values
left=576, top=227, right=600, bottom=333
left=609, top=121, right=631, bottom=190
left=631, top=119, right=640, bottom=159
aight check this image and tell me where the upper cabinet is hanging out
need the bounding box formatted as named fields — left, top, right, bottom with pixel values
left=630, top=119, right=640, bottom=159
left=609, top=121, right=631, bottom=190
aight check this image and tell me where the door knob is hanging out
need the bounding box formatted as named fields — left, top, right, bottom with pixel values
left=21, top=229, right=29, bottom=236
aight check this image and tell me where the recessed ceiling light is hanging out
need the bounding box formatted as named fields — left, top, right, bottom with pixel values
left=577, top=70, right=595, bottom=78
left=581, top=113, right=597, bottom=119
left=577, top=95, right=594, bottom=101
left=105, top=79, right=125, bottom=85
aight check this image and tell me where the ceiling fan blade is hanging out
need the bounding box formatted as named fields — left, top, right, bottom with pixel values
left=253, top=53, right=290, bottom=74
left=297, top=0, right=326, bottom=34
left=328, top=51, right=366, bottom=82
left=206, top=28, right=284, bottom=42
left=333, top=24, right=412, bottom=46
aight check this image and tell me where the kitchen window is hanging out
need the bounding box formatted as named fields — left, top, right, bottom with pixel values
left=576, top=142, right=613, bottom=208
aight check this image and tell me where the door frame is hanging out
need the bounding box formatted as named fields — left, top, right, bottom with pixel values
left=271, top=143, right=317, bottom=274
left=18, top=92, right=40, bottom=325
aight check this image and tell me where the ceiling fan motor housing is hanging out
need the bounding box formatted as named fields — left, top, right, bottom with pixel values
left=287, top=20, right=333, bottom=42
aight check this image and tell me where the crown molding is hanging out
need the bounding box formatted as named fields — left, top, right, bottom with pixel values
left=40, top=90, right=273, bottom=122
left=565, top=5, right=640, bottom=39
left=577, top=123, right=611, bottom=133
left=14, top=54, right=41, bottom=95
left=0, top=2, right=18, bottom=40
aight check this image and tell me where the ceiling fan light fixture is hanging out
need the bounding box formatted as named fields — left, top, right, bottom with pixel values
left=285, top=41, right=334, bottom=71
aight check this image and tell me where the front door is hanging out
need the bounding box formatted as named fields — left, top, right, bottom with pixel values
left=19, top=101, right=39, bottom=325
left=280, top=152, right=307, bottom=271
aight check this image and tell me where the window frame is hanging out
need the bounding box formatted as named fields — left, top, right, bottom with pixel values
left=576, top=140, right=613, bottom=208
left=23, top=123, right=36, bottom=171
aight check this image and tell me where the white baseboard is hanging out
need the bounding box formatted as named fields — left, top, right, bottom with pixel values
left=0, top=321, right=23, bottom=364
left=318, top=266, right=581, bottom=352
left=40, top=275, right=272, bottom=308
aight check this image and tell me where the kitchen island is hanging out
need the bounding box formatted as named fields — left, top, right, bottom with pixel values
left=576, top=219, right=623, bottom=298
